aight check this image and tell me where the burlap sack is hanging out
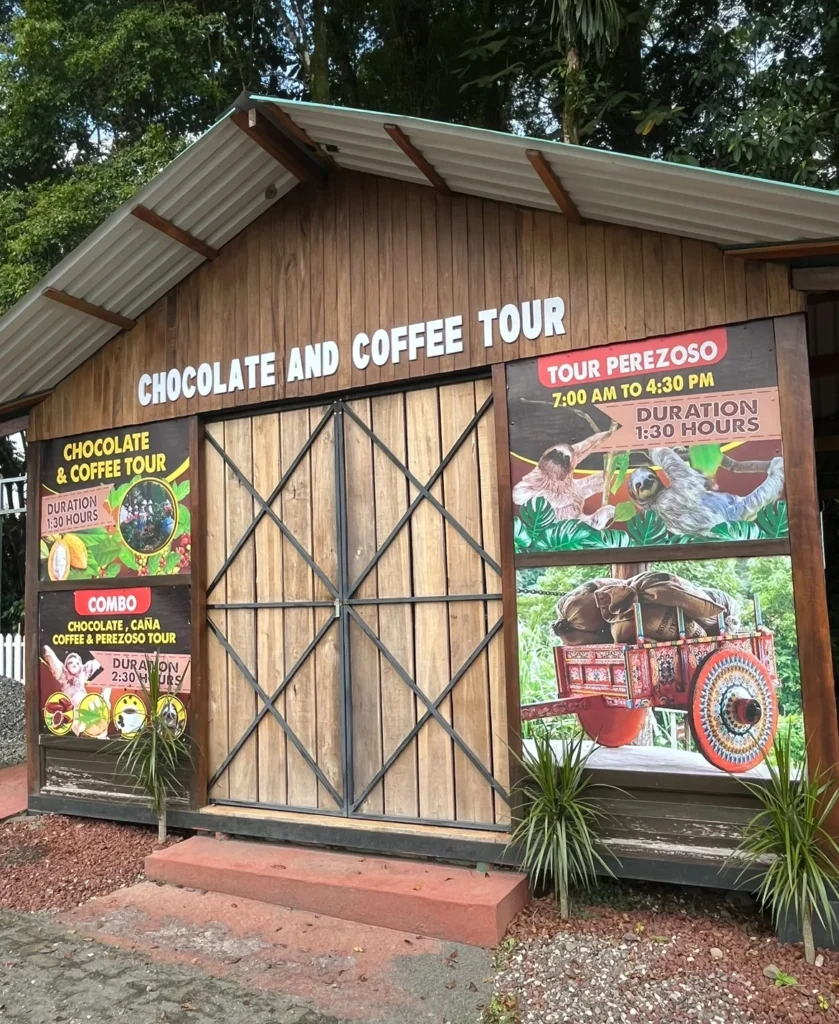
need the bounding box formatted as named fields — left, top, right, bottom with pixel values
left=593, top=580, right=637, bottom=622
left=558, top=578, right=617, bottom=632
left=631, top=571, right=724, bottom=622
left=610, top=605, right=707, bottom=644
left=554, top=622, right=613, bottom=645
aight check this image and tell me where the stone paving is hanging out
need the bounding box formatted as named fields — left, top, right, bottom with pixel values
left=0, top=911, right=345, bottom=1024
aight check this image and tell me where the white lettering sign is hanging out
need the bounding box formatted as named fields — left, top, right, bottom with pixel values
left=137, top=296, right=565, bottom=407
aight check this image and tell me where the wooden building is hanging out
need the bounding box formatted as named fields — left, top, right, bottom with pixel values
left=4, top=97, right=839, bottom=879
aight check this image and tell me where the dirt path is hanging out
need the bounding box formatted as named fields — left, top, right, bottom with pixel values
left=0, top=910, right=345, bottom=1024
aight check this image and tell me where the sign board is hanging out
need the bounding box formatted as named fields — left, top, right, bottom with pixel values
left=507, top=320, right=787, bottom=553
left=40, top=421, right=190, bottom=580
left=39, top=586, right=191, bottom=740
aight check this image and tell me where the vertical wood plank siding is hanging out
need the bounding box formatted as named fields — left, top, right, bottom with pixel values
left=29, top=172, right=803, bottom=441
left=203, top=384, right=506, bottom=825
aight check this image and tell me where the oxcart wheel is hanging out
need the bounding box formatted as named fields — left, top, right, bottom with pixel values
left=577, top=704, right=647, bottom=747
left=689, top=649, right=777, bottom=773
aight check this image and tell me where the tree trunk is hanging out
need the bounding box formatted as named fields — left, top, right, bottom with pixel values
left=310, top=0, right=331, bottom=103
left=563, top=47, right=581, bottom=145
left=802, top=912, right=815, bottom=965
left=158, top=805, right=167, bottom=845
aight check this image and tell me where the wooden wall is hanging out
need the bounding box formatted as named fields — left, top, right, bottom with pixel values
left=29, top=171, right=804, bottom=441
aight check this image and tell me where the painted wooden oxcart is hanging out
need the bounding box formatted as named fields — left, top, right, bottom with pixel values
left=521, top=598, right=779, bottom=773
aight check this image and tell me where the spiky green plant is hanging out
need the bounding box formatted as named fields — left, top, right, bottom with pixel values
left=510, top=729, right=618, bottom=919
left=116, top=654, right=191, bottom=844
left=729, top=728, right=839, bottom=965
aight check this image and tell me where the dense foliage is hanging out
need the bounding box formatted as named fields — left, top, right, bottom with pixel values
left=0, top=0, right=837, bottom=317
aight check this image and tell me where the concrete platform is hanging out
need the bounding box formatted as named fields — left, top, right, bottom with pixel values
left=146, top=835, right=528, bottom=947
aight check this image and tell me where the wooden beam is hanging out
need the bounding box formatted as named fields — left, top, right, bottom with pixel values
left=231, top=108, right=328, bottom=185
left=775, top=313, right=839, bottom=838
left=525, top=149, right=583, bottom=225
left=792, top=266, right=839, bottom=292
left=132, top=205, right=219, bottom=260
left=383, top=124, right=453, bottom=197
left=724, top=238, right=839, bottom=261
left=0, top=414, right=29, bottom=438
left=0, top=388, right=52, bottom=419
left=42, top=288, right=136, bottom=331
left=263, top=106, right=339, bottom=169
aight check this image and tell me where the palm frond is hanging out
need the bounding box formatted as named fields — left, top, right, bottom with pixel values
left=728, top=728, right=839, bottom=939
left=115, top=653, right=192, bottom=820
left=510, top=730, right=622, bottom=912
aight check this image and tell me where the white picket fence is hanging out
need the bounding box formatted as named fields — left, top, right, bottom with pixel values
left=0, top=633, right=24, bottom=682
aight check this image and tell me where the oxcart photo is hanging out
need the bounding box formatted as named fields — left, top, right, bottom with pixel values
left=522, top=573, right=781, bottom=773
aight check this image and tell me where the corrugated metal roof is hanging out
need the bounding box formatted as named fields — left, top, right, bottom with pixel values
left=2, top=96, right=839, bottom=407
left=256, top=98, right=839, bottom=246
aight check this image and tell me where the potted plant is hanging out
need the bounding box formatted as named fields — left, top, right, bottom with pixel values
left=510, top=729, right=618, bottom=920
left=729, top=727, right=839, bottom=965
left=116, top=654, right=191, bottom=844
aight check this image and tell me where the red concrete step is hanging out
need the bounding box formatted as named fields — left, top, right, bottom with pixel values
left=146, top=836, right=528, bottom=946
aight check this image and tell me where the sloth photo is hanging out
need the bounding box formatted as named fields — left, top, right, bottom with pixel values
left=628, top=447, right=785, bottom=537
left=513, top=420, right=619, bottom=530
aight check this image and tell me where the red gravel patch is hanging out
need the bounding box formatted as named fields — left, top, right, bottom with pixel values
left=502, top=883, right=839, bottom=1022
left=0, top=814, right=178, bottom=913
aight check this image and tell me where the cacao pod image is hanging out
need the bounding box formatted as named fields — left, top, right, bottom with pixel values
left=63, top=533, right=88, bottom=570
left=47, top=539, right=71, bottom=581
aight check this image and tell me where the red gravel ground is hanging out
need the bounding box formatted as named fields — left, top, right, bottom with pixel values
left=502, top=882, right=839, bottom=1023
left=0, top=814, right=178, bottom=913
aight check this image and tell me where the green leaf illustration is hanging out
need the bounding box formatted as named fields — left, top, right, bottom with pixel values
left=518, top=497, right=556, bottom=535
left=598, top=529, right=632, bottom=548
left=105, top=562, right=122, bottom=578
left=513, top=518, right=532, bottom=553
left=164, top=551, right=181, bottom=574
left=172, top=480, right=190, bottom=501
left=173, top=504, right=191, bottom=538
left=688, top=443, right=724, bottom=477
left=542, top=520, right=604, bottom=551
left=608, top=451, right=631, bottom=493
left=612, top=500, right=637, bottom=523
left=709, top=520, right=762, bottom=541
left=118, top=547, right=140, bottom=571
left=755, top=500, right=788, bottom=539
left=625, top=510, right=669, bottom=546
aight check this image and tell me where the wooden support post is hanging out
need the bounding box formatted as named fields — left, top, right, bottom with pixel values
left=188, top=416, right=209, bottom=810
left=383, top=124, right=453, bottom=197
left=132, top=206, right=219, bottom=261
left=25, top=439, right=42, bottom=797
left=491, top=364, right=522, bottom=787
left=42, top=288, right=136, bottom=331
left=231, top=108, right=328, bottom=186
left=775, top=313, right=839, bottom=830
left=525, top=150, right=583, bottom=225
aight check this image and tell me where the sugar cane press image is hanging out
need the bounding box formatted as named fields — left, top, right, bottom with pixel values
left=517, top=558, right=803, bottom=775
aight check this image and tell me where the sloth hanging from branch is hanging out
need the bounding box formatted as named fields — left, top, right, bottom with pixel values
left=513, top=412, right=619, bottom=530
left=627, top=447, right=785, bottom=536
